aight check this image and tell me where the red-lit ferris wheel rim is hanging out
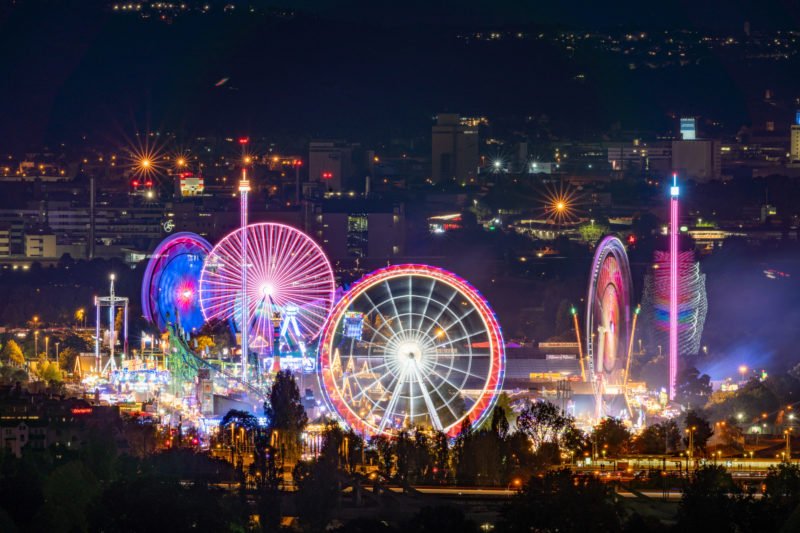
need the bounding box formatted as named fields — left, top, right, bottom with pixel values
left=586, top=236, right=632, bottom=383
left=318, top=264, right=505, bottom=438
left=199, top=222, right=335, bottom=344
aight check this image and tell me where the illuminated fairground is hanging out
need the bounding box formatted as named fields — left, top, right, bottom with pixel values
left=78, top=218, right=510, bottom=444
left=78, top=180, right=700, bottom=441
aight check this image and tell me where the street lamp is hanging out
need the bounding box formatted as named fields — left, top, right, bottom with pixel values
left=685, top=426, right=696, bottom=461
left=507, top=478, right=522, bottom=492
left=785, top=429, right=792, bottom=461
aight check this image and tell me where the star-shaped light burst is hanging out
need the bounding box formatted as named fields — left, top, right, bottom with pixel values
left=126, top=135, right=166, bottom=182
left=171, top=149, right=192, bottom=172
left=540, top=181, right=584, bottom=226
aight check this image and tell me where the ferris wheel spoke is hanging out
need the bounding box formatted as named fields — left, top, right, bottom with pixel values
left=421, top=289, right=459, bottom=338
left=362, top=291, right=400, bottom=339
left=428, top=367, right=473, bottom=403
left=383, top=280, right=406, bottom=339
left=433, top=328, right=488, bottom=347
left=420, top=368, right=460, bottom=424
left=349, top=362, right=395, bottom=402
left=415, top=278, right=437, bottom=332
left=411, top=361, right=443, bottom=430
left=364, top=370, right=403, bottom=424
left=360, top=315, right=394, bottom=345
left=431, top=362, right=487, bottom=382
left=377, top=367, right=407, bottom=434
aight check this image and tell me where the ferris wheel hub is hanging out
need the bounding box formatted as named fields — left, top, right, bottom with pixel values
left=261, top=283, right=275, bottom=297
left=396, top=341, right=424, bottom=364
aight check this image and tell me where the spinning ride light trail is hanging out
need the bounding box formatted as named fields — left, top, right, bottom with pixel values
left=585, top=236, right=633, bottom=419
left=317, top=264, right=505, bottom=437
left=141, top=232, right=212, bottom=334
left=199, top=222, right=335, bottom=380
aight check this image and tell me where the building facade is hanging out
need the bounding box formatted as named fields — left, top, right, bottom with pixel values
left=431, top=113, right=479, bottom=183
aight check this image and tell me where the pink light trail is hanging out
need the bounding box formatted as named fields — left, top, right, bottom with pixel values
left=669, top=173, right=679, bottom=400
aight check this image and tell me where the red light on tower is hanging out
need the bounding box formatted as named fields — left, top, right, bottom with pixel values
left=238, top=137, right=249, bottom=145
left=322, top=171, right=333, bottom=179
left=628, top=235, right=636, bottom=244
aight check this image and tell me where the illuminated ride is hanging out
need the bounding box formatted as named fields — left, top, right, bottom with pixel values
left=318, top=264, right=505, bottom=437
left=141, top=232, right=213, bottom=334
left=199, top=222, right=335, bottom=372
left=585, top=236, right=633, bottom=417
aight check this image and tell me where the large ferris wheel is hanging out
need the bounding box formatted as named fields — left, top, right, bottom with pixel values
left=585, top=236, right=633, bottom=389
left=199, top=222, right=336, bottom=355
left=318, top=264, right=505, bottom=437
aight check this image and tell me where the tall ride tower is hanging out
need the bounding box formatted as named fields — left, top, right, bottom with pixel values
left=239, top=137, right=250, bottom=384
left=669, top=173, right=679, bottom=400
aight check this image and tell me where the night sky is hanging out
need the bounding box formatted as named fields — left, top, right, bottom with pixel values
left=0, top=0, right=798, bottom=150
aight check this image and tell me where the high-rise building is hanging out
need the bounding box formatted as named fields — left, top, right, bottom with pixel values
left=308, top=142, right=374, bottom=193
left=431, top=113, right=478, bottom=183
left=25, top=233, right=56, bottom=258
left=305, top=197, right=404, bottom=264
left=671, top=140, right=722, bottom=182
left=791, top=110, right=800, bottom=163
left=680, top=117, right=696, bottom=140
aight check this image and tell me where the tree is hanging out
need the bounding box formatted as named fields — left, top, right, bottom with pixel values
left=677, top=367, right=713, bottom=409
left=31, top=461, right=98, bottom=533
left=114, top=308, right=124, bottom=340
left=453, top=416, right=477, bottom=485
left=1, top=340, right=24, bottom=366
left=58, top=346, right=79, bottom=373
left=264, top=370, right=308, bottom=462
left=764, top=462, right=800, bottom=521
left=194, top=335, right=215, bottom=355
left=0, top=366, right=28, bottom=385
left=293, top=459, right=340, bottom=531
left=578, top=223, right=608, bottom=245
left=490, top=405, right=510, bottom=440
left=219, top=409, right=259, bottom=444
left=562, top=425, right=591, bottom=458
left=718, top=417, right=744, bottom=451
left=499, top=469, right=624, bottom=533
left=676, top=465, right=758, bottom=533
left=683, top=410, right=714, bottom=455
left=35, top=360, right=62, bottom=383
left=517, top=400, right=571, bottom=451
left=592, top=418, right=631, bottom=457
left=432, top=431, right=449, bottom=483
left=554, top=300, right=573, bottom=336
left=405, top=505, right=478, bottom=533
left=632, top=420, right=681, bottom=455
